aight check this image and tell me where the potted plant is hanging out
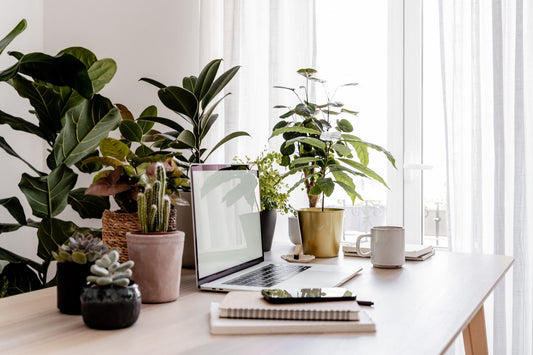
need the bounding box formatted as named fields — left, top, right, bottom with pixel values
left=139, top=59, right=250, bottom=267
left=270, top=68, right=396, bottom=257
left=126, top=163, right=185, bottom=303
left=83, top=104, right=188, bottom=262
left=52, top=233, right=109, bottom=314
left=235, top=150, right=293, bottom=251
left=80, top=250, right=140, bottom=330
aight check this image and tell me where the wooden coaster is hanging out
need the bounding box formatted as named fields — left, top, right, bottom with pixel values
left=281, top=254, right=315, bottom=263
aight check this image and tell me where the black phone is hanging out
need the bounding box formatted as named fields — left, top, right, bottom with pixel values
left=261, top=287, right=356, bottom=304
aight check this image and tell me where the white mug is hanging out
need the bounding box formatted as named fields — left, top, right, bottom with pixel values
left=356, top=226, right=405, bottom=268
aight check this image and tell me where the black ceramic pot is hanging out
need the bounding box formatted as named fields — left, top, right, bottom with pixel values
left=80, top=281, right=141, bottom=330
left=260, top=209, right=277, bottom=252
left=57, top=262, right=93, bottom=315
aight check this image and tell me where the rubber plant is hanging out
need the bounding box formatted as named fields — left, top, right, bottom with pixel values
left=139, top=59, right=250, bottom=172
left=270, top=68, right=396, bottom=210
left=0, top=19, right=121, bottom=296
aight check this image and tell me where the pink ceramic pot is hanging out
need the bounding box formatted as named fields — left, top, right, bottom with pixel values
left=126, top=231, right=185, bottom=303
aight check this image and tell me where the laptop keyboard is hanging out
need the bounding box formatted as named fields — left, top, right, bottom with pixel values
left=222, top=264, right=311, bottom=287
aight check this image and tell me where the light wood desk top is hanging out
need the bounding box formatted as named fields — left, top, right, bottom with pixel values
left=0, top=245, right=513, bottom=355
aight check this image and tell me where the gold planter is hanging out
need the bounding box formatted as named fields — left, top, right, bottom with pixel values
left=298, top=208, right=344, bottom=257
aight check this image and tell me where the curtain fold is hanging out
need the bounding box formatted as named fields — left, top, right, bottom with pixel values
left=441, top=0, right=533, bottom=353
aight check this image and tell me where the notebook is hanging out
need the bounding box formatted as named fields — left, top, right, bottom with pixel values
left=343, top=243, right=434, bottom=261
left=219, top=291, right=361, bottom=321
left=190, top=164, right=362, bottom=292
left=210, top=303, right=376, bottom=334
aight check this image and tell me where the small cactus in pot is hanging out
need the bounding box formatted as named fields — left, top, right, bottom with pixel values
left=138, top=162, right=172, bottom=233
left=81, top=250, right=141, bottom=330
left=53, top=232, right=109, bottom=314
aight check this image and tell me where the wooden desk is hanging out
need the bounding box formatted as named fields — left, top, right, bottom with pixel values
left=0, top=246, right=513, bottom=355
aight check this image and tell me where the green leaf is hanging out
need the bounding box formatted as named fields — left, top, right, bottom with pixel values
left=87, top=58, right=117, bottom=93
left=316, top=177, right=334, bottom=196
left=285, top=136, right=326, bottom=151
left=74, top=150, right=102, bottom=173
left=54, top=95, right=121, bottom=167
left=0, top=223, right=24, bottom=233
left=68, top=188, right=110, bottom=219
left=270, top=126, right=321, bottom=138
left=71, top=252, right=87, bottom=264
left=119, top=120, right=143, bottom=142
left=289, top=157, right=320, bottom=168
left=334, top=180, right=361, bottom=204
left=139, top=116, right=185, bottom=133
left=0, top=109, right=47, bottom=140
left=273, top=121, right=288, bottom=130
left=279, top=111, right=295, bottom=119
left=19, top=165, right=78, bottom=219
left=195, top=59, right=222, bottom=100
left=99, top=137, right=131, bottom=160
left=81, top=156, right=126, bottom=169
left=0, top=247, right=42, bottom=272
left=203, top=131, right=250, bottom=162
left=341, top=108, right=359, bottom=116
left=0, top=263, right=42, bottom=296
left=294, top=103, right=314, bottom=117
left=0, top=197, right=27, bottom=225
left=0, top=136, right=44, bottom=176
left=201, top=65, right=240, bottom=110
left=158, top=86, right=198, bottom=119
left=176, top=130, right=196, bottom=149
left=138, top=106, right=157, bottom=133
left=57, top=47, right=96, bottom=68
left=36, top=218, right=79, bottom=261
left=339, top=158, right=389, bottom=188
left=135, top=144, right=154, bottom=157
left=337, top=119, right=353, bottom=132
left=0, top=19, right=26, bottom=56
left=139, top=77, right=166, bottom=89
left=351, top=141, right=369, bottom=166
left=331, top=169, right=355, bottom=188
left=182, top=76, right=196, bottom=92
left=297, top=68, right=318, bottom=78
left=332, top=142, right=352, bottom=157
left=116, top=103, right=135, bottom=121
left=280, top=141, right=295, bottom=155
left=342, top=134, right=396, bottom=168
left=199, top=114, right=219, bottom=141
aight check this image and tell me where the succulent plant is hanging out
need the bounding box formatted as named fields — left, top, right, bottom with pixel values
left=86, top=250, right=134, bottom=287
left=138, top=162, right=171, bottom=233
left=52, top=233, right=109, bottom=264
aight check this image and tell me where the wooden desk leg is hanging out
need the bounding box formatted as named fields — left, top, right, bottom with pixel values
left=462, top=305, right=488, bottom=355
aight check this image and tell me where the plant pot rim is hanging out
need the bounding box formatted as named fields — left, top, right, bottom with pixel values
left=298, top=207, right=344, bottom=213
left=126, top=230, right=184, bottom=236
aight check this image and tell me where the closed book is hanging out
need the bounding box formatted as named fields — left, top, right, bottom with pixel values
left=210, top=303, right=375, bottom=334
left=343, top=243, right=434, bottom=259
left=218, top=291, right=360, bottom=321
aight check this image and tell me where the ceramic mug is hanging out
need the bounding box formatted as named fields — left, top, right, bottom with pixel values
left=356, top=226, right=405, bottom=268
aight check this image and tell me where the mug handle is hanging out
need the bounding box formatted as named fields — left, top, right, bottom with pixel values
left=356, top=234, right=372, bottom=257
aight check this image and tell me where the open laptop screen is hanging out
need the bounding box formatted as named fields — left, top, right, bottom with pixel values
left=190, top=164, right=263, bottom=281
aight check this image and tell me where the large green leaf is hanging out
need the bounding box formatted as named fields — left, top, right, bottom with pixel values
left=87, top=58, right=117, bottom=93
left=0, top=136, right=44, bottom=176
left=176, top=130, right=196, bottom=149
left=58, top=47, right=97, bottom=68
left=119, top=120, right=143, bottom=142
left=139, top=116, right=185, bottom=133
left=0, top=223, right=23, bottom=233
left=0, top=108, right=50, bottom=141
left=0, top=19, right=26, bottom=56
left=68, top=188, right=110, bottom=219
left=54, top=95, right=121, bottom=167
left=334, top=180, right=361, bottom=204
left=0, top=247, right=42, bottom=272
left=138, top=106, right=157, bottom=133
left=99, top=137, right=131, bottom=161
left=0, top=263, right=42, bottom=296
left=18, top=165, right=77, bottom=219
left=0, top=52, right=93, bottom=98
left=201, top=65, right=240, bottom=109
left=339, top=158, right=389, bottom=188
left=139, top=77, right=166, bottom=89
left=0, top=197, right=27, bottom=225
left=195, top=59, right=222, bottom=100
left=203, top=131, right=250, bottom=162
left=342, top=134, right=396, bottom=168
left=158, top=86, right=198, bottom=120
left=270, top=126, right=321, bottom=138
left=36, top=218, right=79, bottom=261
left=285, top=136, right=326, bottom=151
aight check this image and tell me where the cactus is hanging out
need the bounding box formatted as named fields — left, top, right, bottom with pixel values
left=52, top=232, right=109, bottom=264
left=86, top=250, right=134, bottom=287
left=138, top=162, right=171, bottom=232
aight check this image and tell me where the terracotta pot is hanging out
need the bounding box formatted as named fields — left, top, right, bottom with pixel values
left=126, top=230, right=185, bottom=303
left=260, top=209, right=277, bottom=252
left=298, top=208, right=344, bottom=257
left=80, top=281, right=141, bottom=330
left=56, top=262, right=93, bottom=315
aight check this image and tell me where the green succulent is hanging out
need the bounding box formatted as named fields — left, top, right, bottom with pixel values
left=86, top=250, right=133, bottom=287
left=52, top=233, right=109, bottom=264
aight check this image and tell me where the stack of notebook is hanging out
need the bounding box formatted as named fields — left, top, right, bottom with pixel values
left=210, top=291, right=376, bottom=334
left=343, top=243, right=435, bottom=261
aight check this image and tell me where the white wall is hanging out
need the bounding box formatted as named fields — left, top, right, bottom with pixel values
left=0, top=1, right=201, bottom=268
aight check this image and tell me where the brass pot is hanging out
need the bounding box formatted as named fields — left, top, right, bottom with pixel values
left=298, top=208, right=344, bottom=257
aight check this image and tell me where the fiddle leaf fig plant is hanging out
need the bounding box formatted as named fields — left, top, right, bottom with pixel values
left=270, top=68, right=396, bottom=210
left=140, top=59, right=250, bottom=170
left=0, top=20, right=120, bottom=297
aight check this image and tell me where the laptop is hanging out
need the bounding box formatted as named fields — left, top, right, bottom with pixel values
left=190, top=164, right=362, bottom=292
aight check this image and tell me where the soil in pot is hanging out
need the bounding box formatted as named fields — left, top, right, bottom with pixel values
left=57, top=262, right=93, bottom=315
left=80, top=281, right=141, bottom=330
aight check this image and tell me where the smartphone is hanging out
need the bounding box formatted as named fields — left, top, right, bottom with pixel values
left=261, top=287, right=356, bottom=304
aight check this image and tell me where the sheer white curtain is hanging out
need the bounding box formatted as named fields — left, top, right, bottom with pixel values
left=198, top=0, right=316, bottom=162
left=440, top=0, right=533, bottom=353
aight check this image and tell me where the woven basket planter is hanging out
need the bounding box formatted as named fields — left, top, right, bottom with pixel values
left=102, top=209, right=177, bottom=262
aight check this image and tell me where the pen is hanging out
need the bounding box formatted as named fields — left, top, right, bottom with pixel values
left=356, top=300, right=374, bottom=306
